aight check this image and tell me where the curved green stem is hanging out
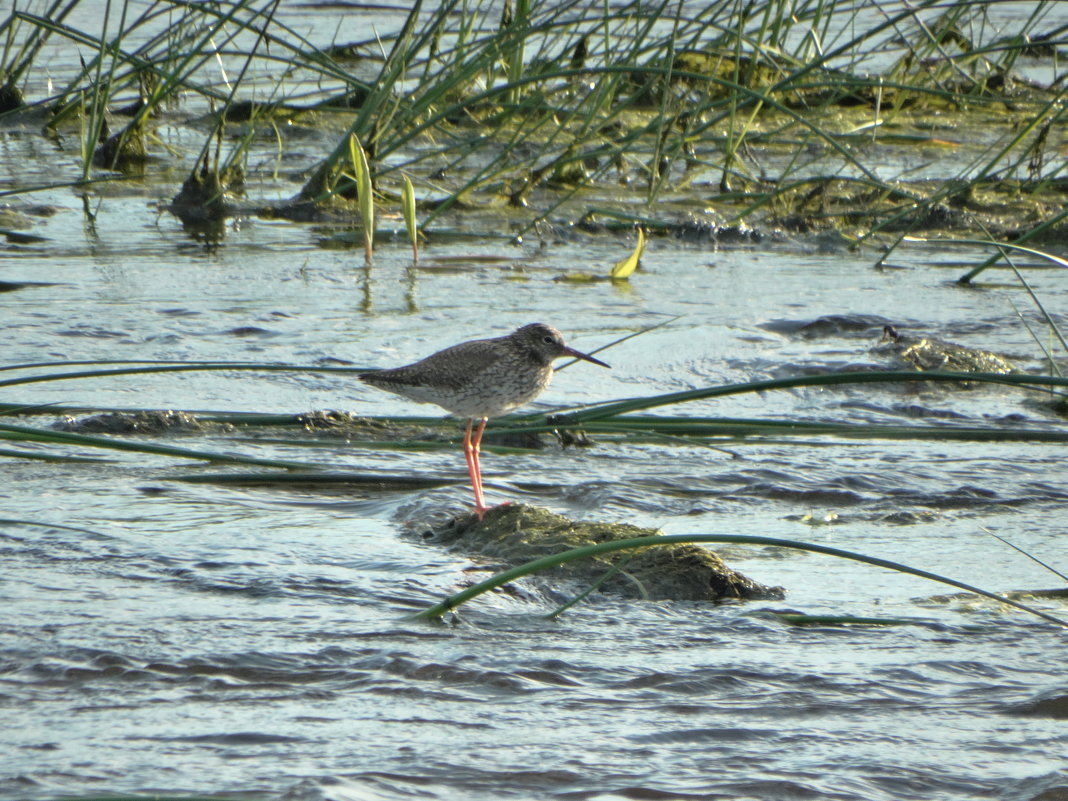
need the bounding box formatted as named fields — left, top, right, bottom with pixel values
left=553, top=371, right=1068, bottom=423
left=410, top=533, right=1068, bottom=627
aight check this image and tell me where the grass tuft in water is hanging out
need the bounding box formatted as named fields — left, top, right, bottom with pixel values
left=2, top=0, right=1067, bottom=249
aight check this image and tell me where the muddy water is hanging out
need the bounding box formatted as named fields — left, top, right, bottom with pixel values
left=4, top=2, right=1068, bottom=800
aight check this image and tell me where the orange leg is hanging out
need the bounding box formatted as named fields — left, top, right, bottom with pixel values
left=463, top=417, right=489, bottom=517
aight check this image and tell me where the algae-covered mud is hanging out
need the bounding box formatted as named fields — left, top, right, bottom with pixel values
left=875, top=324, right=1019, bottom=374
left=3, top=1, right=1068, bottom=800
left=421, top=503, right=784, bottom=602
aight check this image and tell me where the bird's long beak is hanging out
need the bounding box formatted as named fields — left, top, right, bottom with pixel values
left=563, top=346, right=611, bottom=369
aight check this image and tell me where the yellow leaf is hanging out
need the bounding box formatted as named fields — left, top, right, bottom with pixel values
left=610, top=227, right=645, bottom=279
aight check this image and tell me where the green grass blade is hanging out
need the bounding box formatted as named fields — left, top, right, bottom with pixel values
left=555, top=371, right=1068, bottom=423
left=411, top=533, right=1068, bottom=626
left=546, top=551, right=637, bottom=619
left=906, top=237, right=1068, bottom=283
left=0, top=358, right=264, bottom=373
left=984, top=528, right=1068, bottom=585
left=0, top=446, right=110, bottom=463
left=0, top=362, right=367, bottom=389
left=350, top=132, right=375, bottom=264
left=0, top=420, right=319, bottom=469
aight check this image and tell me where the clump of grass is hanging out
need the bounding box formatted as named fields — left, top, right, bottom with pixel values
left=2, top=0, right=1067, bottom=247
left=0, top=0, right=83, bottom=112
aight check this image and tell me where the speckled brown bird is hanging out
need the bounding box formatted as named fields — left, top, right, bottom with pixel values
left=359, top=323, right=610, bottom=516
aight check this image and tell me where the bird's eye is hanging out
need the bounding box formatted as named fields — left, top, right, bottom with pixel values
left=542, top=335, right=555, bottom=344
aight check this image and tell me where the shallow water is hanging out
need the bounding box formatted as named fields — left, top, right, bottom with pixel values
left=4, top=196, right=1068, bottom=800
left=4, top=1, right=1068, bottom=799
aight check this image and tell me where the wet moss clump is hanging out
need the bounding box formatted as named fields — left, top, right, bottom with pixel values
left=55, top=410, right=206, bottom=434
left=93, top=123, right=149, bottom=172
left=296, top=410, right=438, bottom=440
left=423, top=504, right=784, bottom=602
left=0, top=82, right=25, bottom=113
left=875, top=325, right=1017, bottom=374
left=169, top=163, right=244, bottom=224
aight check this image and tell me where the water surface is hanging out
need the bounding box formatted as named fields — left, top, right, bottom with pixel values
left=2, top=1, right=1068, bottom=799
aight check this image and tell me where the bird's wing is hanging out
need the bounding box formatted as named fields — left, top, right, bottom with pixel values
left=421, top=339, right=505, bottom=389
left=379, top=338, right=504, bottom=391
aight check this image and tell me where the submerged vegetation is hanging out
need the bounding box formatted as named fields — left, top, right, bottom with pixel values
left=2, top=0, right=1068, bottom=249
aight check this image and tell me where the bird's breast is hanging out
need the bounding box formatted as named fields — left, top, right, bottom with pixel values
left=443, top=361, right=554, bottom=418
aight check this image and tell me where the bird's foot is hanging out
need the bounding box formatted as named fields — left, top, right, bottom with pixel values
left=472, top=500, right=511, bottom=521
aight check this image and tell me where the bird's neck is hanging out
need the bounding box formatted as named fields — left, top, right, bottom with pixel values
left=514, top=343, right=553, bottom=367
